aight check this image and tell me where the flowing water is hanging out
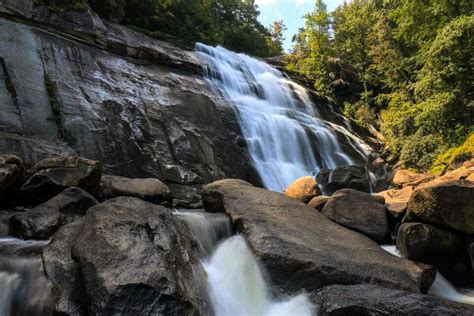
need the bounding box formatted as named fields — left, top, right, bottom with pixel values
left=174, top=211, right=315, bottom=316
left=196, top=43, right=371, bottom=192
left=0, top=237, right=51, bottom=316
left=381, top=245, right=474, bottom=305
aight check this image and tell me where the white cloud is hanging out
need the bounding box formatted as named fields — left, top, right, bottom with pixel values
left=295, top=0, right=311, bottom=7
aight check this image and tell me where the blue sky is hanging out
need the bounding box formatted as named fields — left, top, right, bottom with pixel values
left=255, top=0, right=345, bottom=52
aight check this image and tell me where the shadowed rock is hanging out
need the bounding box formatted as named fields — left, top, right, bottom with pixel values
left=71, top=197, right=208, bottom=315
left=312, top=284, right=474, bottom=315
left=321, top=189, right=389, bottom=244
left=10, top=187, right=97, bottom=240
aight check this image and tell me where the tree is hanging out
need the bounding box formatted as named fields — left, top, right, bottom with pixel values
left=266, top=20, right=287, bottom=56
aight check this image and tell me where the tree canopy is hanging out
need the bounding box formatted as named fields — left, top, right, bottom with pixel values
left=288, top=0, right=473, bottom=171
left=40, top=0, right=285, bottom=57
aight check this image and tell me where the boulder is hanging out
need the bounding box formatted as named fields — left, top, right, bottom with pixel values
left=21, top=157, right=101, bottom=203
left=71, top=197, right=208, bottom=315
left=101, top=175, right=171, bottom=204
left=377, top=185, right=413, bottom=204
left=393, top=169, right=434, bottom=187
left=42, top=219, right=88, bottom=315
left=321, top=189, right=389, bottom=244
left=284, top=176, right=321, bottom=203
left=316, top=165, right=370, bottom=195
left=9, top=187, right=97, bottom=240
left=386, top=202, right=408, bottom=220
left=312, top=284, right=474, bottom=315
left=397, top=223, right=469, bottom=276
left=308, top=195, right=330, bottom=211
left=202, top=179, right=436, bottom=294
left=404, top=180, right=474, bottom=235
left=0, top=154, right=24, bottom=194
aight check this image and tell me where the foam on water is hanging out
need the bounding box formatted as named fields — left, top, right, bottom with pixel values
left=203, top=235, right=315, bottom=316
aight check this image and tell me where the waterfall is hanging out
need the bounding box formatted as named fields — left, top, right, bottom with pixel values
left=173, top=209, right=232, bottom=255
left=174, top=211, right=315, bottom=315
left=196, top=43, right=371, bottom=192
left=203, top=235, right=315, bottom=316
left=381, top=245, right=474, bottom=305
left=0, top=238, right=52, bottom=316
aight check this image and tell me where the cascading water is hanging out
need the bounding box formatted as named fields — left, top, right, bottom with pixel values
left=203, top=236, right=315, bottom=316
left=174, top=211, right=315, bottom=316
left=381, top=245, right=474, bottom=305
left=196, top=43, right=372, bottom=192
left=0, top=237, right=52, bottom=316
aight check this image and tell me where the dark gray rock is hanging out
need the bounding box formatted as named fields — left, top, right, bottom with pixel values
left=10, top=187, right=97, bottom=239
left=101, top=175, right=171, bottom=204
left=202, top=179, right=436, bottom=294
left=405, top=180, right=474, bottom=235
left=321, top=189, right=389, bottom=244
left=42, top=218, right=88, bottom=315
left=308, top=195, right=330, bottom=211
left=316, top=165, right=370, bottom=195
left=21, top=157, right=101, bottom=203
left=397, top=223, right=470, bottom=277
left=312, top=284, right=474, bottom=315
left=0, top=154, right=25, bottom=196
left=71, top=197, right=208, bottom=315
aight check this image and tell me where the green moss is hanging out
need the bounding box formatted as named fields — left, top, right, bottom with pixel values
left=430, top=133, right=474, bottom=174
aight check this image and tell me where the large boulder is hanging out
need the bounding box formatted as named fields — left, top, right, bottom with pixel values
left=71, top=197, right=207, bottom=315
left=101, top=175, right=171, bottom=204
left=316, top=165, right=370, bottom=195
left=202, top=179, right=436, bottom=294
left=397, top=223, right=470, bottom=276
left=42, top=219, right=88, bottom=315
left=9, top=187, right=97, bottom=240
left=21, top=157, right=101, bottom=203
left=404, top=180, right=474, bottom=235
left=313, top=284, right=474, bottom=315
left=321, top=189, right=389, bottom=244
left=284, top=176, right=321, bottom=203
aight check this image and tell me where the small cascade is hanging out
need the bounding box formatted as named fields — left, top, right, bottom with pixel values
left=203, top=235, right=315, bottom=316
left=173, top=209, right=232, bottom=255
left=0, top=238, right=52, bottom=316
left=196, top=43, right=372, bottom=192
left=381, top=245, right=474, bottom=305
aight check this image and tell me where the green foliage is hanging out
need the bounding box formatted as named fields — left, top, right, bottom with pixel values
left=38, top=0, right=87, bottom=11
left=288, top=0, right=474, bottom=171
left=431, top=132, right=474, bottom=173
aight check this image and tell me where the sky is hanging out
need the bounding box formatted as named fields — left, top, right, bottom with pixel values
left=255, top=0, right=345, bottom=52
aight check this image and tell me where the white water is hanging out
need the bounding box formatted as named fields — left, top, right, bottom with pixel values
left=173, top=210, right=232, bottom=255
left=0, top=237, right=52, bottom=316
left=196, top=43, right=371, bottom=192
left=203, top=235, right=315, bottom=316
left=381, top=245, right=474, bottom=305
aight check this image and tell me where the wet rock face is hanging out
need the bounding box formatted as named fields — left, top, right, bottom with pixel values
left=9, top=187, right=98, bottom=240
left=0, top=3, right=259, bottom=188
left=321, top=189, right=389, bottom=244
left=316, top=165, right=370, bottom=195
left=313, top=284, right=474, bottom=315
left=202, top=179, right=436, bottom=294
left=0, top=155, right=25, bottom=202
